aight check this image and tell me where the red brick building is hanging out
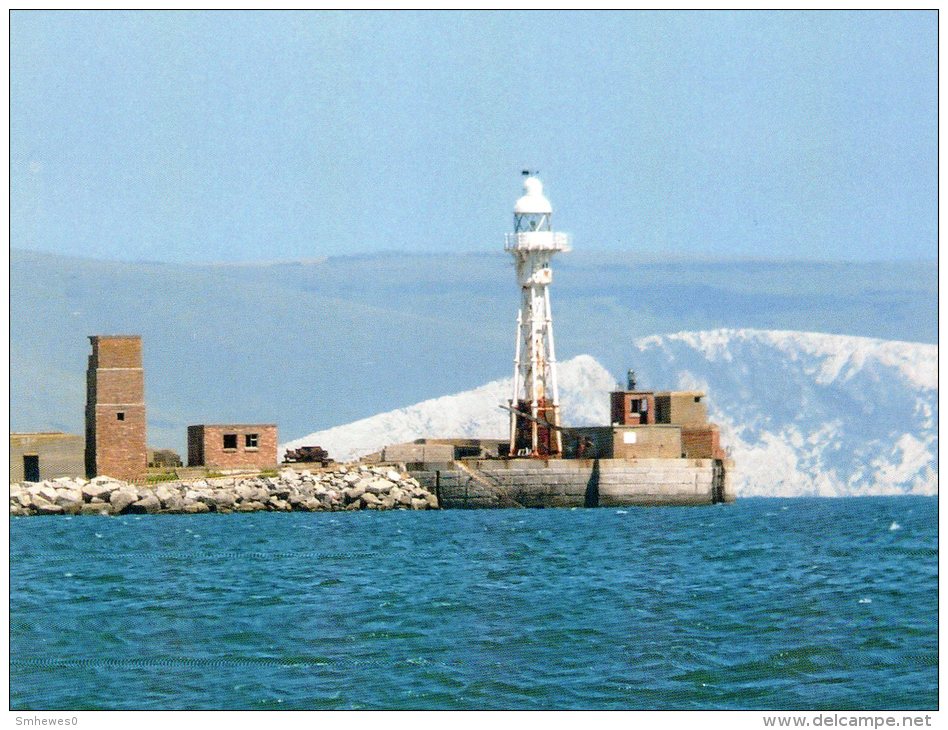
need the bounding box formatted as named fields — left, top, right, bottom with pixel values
left=610, top=390, right=656, bottom=426
left=85, top=335, right=147, bottom=482
left=187, top=424, right=278, bottom=469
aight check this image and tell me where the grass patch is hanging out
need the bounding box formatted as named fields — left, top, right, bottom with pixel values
left=258, top=469, right=279, bottom=478
left=147, top=471, right=179, bottom=484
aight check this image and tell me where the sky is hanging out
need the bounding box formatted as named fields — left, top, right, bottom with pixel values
left=10, top=10, right=937, bottom=264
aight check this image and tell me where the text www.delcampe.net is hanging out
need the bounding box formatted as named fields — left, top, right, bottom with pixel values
left=764, top=716, right=933, bottom=728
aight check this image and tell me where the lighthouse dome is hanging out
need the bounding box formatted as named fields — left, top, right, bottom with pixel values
left=514, top=176, right=553, bottom=215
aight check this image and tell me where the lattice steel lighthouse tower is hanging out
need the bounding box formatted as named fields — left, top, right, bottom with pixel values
left=506, top=173, right=571, bottom=457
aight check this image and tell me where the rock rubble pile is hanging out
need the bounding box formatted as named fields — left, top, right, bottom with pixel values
left=9, top=466, right=439, bottom=516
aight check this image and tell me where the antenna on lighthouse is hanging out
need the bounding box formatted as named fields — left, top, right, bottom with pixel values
left=505, top=173, right=571, bottom=457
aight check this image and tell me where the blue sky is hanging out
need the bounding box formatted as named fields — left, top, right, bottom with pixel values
left=11, top=10, right=936, bottom=263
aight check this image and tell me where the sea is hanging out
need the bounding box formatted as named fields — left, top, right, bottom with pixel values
left=10, top=497, right=937, bottom=710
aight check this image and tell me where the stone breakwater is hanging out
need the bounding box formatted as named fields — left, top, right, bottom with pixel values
left=9, top=466, right=439, bottom=516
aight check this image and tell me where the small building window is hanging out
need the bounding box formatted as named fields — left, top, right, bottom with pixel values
left=223, top=433, right=238, bottom=450
left=245, top=433, right=258, bottom=449
left=694, top=396, right=702, bottom=403
left=630, top=399, right=640, bottom=413
left=116, top=412, right=125, bottom=421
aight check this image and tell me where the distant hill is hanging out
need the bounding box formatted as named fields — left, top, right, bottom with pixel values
left=287, top=331, right=937, bottom=497
left=10, top=248, right=936, bottom=455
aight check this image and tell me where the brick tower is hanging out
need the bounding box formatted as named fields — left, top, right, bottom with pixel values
left=85, top=335, right=147, bottom=481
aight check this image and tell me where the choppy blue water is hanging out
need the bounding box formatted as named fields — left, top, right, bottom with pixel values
left=11, top=497, right=937, bottom=710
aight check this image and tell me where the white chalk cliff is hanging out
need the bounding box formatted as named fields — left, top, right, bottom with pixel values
left=284, top=329, right=937, bottom=497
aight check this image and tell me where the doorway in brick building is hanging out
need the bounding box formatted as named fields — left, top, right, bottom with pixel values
left=23, top=454, right=39, bottom=482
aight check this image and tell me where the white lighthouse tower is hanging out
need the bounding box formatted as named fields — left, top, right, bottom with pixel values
left=506, top=174, right=571, bottom=457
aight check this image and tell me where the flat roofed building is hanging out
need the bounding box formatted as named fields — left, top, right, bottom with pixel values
left=381, top=438, right=508, bottom=463
left=10, top=432, right=85, bottom=483
left=188, top=424, right=278, bottom=469
left=654, top=391, right=709, bottom=428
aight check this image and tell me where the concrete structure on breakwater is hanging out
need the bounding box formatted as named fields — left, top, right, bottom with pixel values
left=409, top=456, right=733, bottom=508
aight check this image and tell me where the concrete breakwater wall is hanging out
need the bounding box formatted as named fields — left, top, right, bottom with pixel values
left=10, top=466, right=439, bottom=516
left=409, top=458, right=734, bottom=508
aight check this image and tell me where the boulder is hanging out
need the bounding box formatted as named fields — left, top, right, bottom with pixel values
left=303, top=498, right=323, bottom=512
left=425, top=493, right=439, bottom=509
left=82, top=483, right=118, bottom=502
left=29, top=484, right=59, bottom=504
left=167, top=496, right=184, bottom=512
left=210, top=491, right=236, bottom=509
left=237, top=501, right=263, bottom=512
left=129, top=495, right=161, bottom=514
left=385, top=470, right=403, bottom=483
left=361, top=492, right=381, bottom=508
left=183, top=502, right=210, bottom=514
left=344, top=484, right=366, bottom=502
left=364, top=478, right=393, bottom=496
left=155, top=486, right=183, bottom=510
left=234, top=484, right=258, bottom=502
left=33, top=498, right=64, bottom=515
left=80, top=502, right=113, bottom=516
left=91, top=475, right=123, bottom=486
left=13, top=491, right=31, bottom=508
left=279, top=468, right=300, bottom=482
left=268, top=498, right=290, bottom=511
left=287, top=491, right=308, bottom=507
left=10, top=504, right=29, bottom=516
left=109, top=490, right=138, bottom=513
left=55, top=489, right=84, bottom=507
left=381, top=495, right=396, bottom=510
left=194, top=491, right=221, bottom=508
left=410, top=498, right=428, bottom=511
left=154, top=485, right=177, bottom=501
left=343, top=472, right=361, bottom=484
